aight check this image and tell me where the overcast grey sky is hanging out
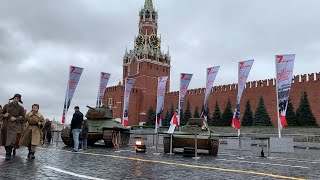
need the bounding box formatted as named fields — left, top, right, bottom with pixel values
left=1, top=0, right=319, bottom=124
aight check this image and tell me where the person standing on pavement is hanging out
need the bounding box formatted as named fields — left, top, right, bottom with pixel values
left=0, top=94, right=26, bottom=160
left=71, top=106, right=83, bottom=152
left=80, top=120, right=89, bottom=151
left=51, top=121, right=55, bottom=144
left=43, top=118, right=52, bottom=144
left=19, top=104, right=44, bottom=159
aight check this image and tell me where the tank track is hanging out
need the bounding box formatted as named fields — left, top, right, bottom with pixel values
left=103, top=130, right=114, bottom=147
left=163, top=137, right=172, bottom=153
left=209, top=139, right=219, bottom=156
left=103, top=129, right=130, bottom=147
left=61, top=128, right=73, bottom=147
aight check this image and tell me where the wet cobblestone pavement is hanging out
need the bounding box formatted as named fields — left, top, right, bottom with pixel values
left=0, top=137, right=319, bottom=180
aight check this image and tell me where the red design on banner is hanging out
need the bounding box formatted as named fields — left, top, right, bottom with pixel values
left=280, top=114, right=288, bottom=127
left=200, top=112, right=207, bottom=122
left=123, top=120, right=128, bottom=127
left=239, top=61, right=245, bottom=69
left=277, top=55, right=284, bottom=63
left=62, top=115, right=65, bottom=124
left=157, top=114, right=162, bottom=125
left=232, top=118, right=241, bottom=129
left=181, top=73, right=186, bottom=80
left=172, top=112, right=178, bottom=125
left=71, top=66, right=76, bottom=73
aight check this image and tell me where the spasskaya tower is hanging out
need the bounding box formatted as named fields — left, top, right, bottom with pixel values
left=104, top=0, right=171, bottom=125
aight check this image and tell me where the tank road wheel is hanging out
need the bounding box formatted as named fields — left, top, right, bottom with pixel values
left=123, top=131, right=130, bottom=146
left=61, top=128, right=73, bottom=147
left=120, top=132, right=130, bottom=146
left=120, top=133, right=126, bottom=146
left=163, top=137, right=172, bottom=153
left=103, top=130, right=114, bottom=147
left=112, top=131, right=119, bottom=147
left=209, top=139, right=219, bottom=156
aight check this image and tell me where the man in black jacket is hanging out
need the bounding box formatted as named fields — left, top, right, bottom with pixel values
left=70, top=106, right=83, bottom=152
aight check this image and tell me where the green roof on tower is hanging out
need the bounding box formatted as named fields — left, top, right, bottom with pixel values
left=144, top=0, right=154, bottom=11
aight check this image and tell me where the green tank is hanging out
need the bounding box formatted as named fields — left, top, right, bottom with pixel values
left=61, top=105, right=130, bottom=147
left=163, top=118, right=219, bottom=156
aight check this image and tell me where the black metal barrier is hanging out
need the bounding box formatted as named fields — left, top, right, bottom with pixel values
left=53, top=130, right=62, bottom=147
left=56, top=130, right=272, bottom=157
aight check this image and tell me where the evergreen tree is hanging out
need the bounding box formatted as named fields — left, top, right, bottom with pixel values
left=296, top=91, right=318, bottom=126
left=253, top=96, right=273, bottom=126
left=146, top=106, right=156, bottom=126
left=180, top=108, right=186, bottom=125
left=212, top=101, right=221, bottom=126
left=286, top=99, right=299, bottom=126
left=163, top=110, right=170, bottom=126
left=193, top=105, right=200, bottom=118
left=184, top=100, right=192, bottom=123
left=221, top=99, right=233, bottom=126
left=241, top=100, right=253, bottom=126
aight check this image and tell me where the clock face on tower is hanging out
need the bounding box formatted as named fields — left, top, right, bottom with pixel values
left=149, top=34, right=160, bottom=48
left=135, top=34, right=144, bottom=47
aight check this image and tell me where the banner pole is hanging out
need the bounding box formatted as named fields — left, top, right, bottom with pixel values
left=122, top=77, right=127, bottom=126
left=275, top=56, right=281, bottom=138
left=96, top=74, right=101, bottom=107
left=155, top=115, right=158, bottom=134
left=178, top=97, right=181, bottom=126
left=155, top=77, right=159, bottom=134
left=62, top=66, right=71, bottom=124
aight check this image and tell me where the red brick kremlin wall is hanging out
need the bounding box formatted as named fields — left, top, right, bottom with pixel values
left=104, top=73, right=320, bottom=126
left=164, top=73, right=320, bottom=126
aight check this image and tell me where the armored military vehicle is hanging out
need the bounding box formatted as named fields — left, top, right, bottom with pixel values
left=163, top=118, right=219, bottom=156
left=61, top=105, right=130, bottom=147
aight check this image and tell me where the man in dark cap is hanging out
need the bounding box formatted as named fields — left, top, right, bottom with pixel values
left=0, top=94, right=26, bottom=160
left=70, top=106, right=83, bottom=152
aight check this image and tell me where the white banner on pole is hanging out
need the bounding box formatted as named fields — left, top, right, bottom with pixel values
left=203, top=66, right=220, bottom=121
left=276, top=54, right=295, bottom=131
left=155, top=76, right=168, bottom=130
left=62, top=66, right=84, bottom=124
left=96, top=72, right=111, bottom=107
left=232, top=60, right=254, bottom=130
left=178, top=73, right=193, bottom=125
left=123, top=78, right=135, bottom=127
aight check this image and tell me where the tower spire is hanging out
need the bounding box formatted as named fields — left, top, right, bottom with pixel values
left=144, top=0, right=154, bottom=10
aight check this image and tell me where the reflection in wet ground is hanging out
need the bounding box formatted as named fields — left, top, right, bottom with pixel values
left=0, top=136, right=319, bottom=180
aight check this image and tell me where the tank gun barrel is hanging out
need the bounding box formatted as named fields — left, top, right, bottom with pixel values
left=86, top=105, right=94, bottom=109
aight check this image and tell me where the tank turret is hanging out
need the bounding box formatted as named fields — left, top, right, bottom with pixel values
left=85, top=105, right=113, bottom=120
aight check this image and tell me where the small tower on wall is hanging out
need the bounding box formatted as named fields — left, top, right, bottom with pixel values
left=123, top=0, right=171, bottom=95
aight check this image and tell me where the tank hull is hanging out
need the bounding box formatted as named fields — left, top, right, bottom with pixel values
left=61, top=121, right=131, bottom=148
left=61, top=106, right=131, bottom=148
left=162, top=118, right=219, bottom=156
